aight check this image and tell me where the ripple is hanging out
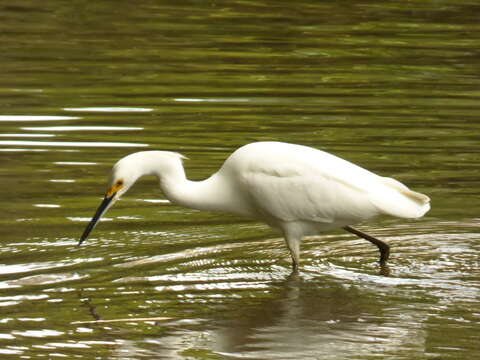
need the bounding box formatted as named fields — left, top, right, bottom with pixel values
left=45, top=342, right=90, bottom=349
left=0, top=116, right=79, bottom=121
left=116, top=241, right=251, bottom=269
left=140, top=199, right=171, bottom=204
left=17, top=318, right=46, bottom=322
left=173, top=97, right=286, bottom=104
left=0, top=257, right=101, bottom=280
left=10, top=88, right=44, bottom=93
left=54, top=161, right=97, bottom=165
left=174, top=98, right=250, bottom=103
left=68, top=216, right=112, bottom=222
left=145, top=269, right=279, bottom=284
left=63, top=107, right=153, bottom=112
left=0, top=349, right=22, bottom=355
left=48, top=179, right=75, bottom=183
left=154, top=281, right=270, bottom=293
left=0, top=295, right=49, bottom=303
left=0, top=133, right=55, bottom=138
left=0, top=140, right=148, bottom=148
left=12, top=329, right=64, bottom=338
left=0, top=148, right=49, bottom=152
left=2, top=273, right=86, bottom=288
left=22, top=126, right=143, bottom=131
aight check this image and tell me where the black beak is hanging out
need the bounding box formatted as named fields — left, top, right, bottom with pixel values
left=78, top=193, right=116, bottom=246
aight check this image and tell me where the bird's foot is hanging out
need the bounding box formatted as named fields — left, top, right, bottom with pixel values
left=378, top=261, right=390, bottom=276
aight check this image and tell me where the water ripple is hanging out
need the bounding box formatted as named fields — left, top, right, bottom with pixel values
left=0, top=140, right=148, bottom=148
left=0, top=116, right=79, bottom=121
left=22, top=126, right=143, bottom=131
left=63, top=107, right=153, bottom=112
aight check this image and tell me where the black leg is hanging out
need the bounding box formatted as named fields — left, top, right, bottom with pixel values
left=343, top=226, right=390, bottom=264
left=291, top=261, right=299, bottom=272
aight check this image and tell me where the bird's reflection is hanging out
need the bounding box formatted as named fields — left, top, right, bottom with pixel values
left=213, top=270, right=385, bottom=356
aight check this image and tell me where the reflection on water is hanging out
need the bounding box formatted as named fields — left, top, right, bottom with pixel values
left=213, top=272, right=427, bottom=359
left=0, top=140, right=149, bottom=147
left=1, top=0, right=480, bottom=359
left=0, top=133, right=55, bottom=138
left=22, top=126, right=144, bottom=131
left=0, top=116, right=79, bottom=121
left=63, top=107, right=153, bottom=112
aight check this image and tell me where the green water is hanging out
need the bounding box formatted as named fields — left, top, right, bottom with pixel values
left=1, top=1, right=479, bottom=359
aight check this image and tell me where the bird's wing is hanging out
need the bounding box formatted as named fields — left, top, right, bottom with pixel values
left=231, top=142, right=429, bottom=225
left=240, top=157, right=380, bottom=225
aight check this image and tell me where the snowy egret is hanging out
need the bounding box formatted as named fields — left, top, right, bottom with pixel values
left=79, top=141, right=430, bottom=269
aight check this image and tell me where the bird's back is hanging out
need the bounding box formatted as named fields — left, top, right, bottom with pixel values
left=217, top=142, right=429, bottom=232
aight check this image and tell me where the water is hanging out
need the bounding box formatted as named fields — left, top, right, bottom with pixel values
left=1, top=0, right=479, bottom=359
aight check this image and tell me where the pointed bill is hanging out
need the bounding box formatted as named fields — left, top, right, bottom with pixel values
left=78, top=194, right=115, bottom=246
left=79, top=179, right=125, bottom=246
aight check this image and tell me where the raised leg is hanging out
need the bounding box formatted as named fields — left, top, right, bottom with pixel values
left=343, top=226, right=390, bottom=264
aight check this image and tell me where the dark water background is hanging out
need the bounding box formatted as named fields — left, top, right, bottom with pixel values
left=1, top=1, right=479, bottom=359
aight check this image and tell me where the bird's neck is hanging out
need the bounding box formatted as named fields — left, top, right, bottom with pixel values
left=152, top=162, right=234, bottom=214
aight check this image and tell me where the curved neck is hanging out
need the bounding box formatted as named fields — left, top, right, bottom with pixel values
left=119, top=151, right=251, bottom=217
left=151, top=162, right=233, bottom=214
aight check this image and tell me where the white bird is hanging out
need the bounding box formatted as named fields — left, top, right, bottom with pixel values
left=79, top=141, right=430, bottom=270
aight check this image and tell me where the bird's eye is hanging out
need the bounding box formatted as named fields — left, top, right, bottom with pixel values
left=116, top=179, right=124, bottom=186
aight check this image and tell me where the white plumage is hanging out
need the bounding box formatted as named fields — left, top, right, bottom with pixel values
left=80, top=141, right=430, bottom=270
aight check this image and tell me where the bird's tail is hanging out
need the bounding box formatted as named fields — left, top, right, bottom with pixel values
left=371, top=177, right=430, bottom=218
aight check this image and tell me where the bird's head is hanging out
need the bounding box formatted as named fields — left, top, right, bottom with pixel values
left=78, top=151, right=186, bottom=246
